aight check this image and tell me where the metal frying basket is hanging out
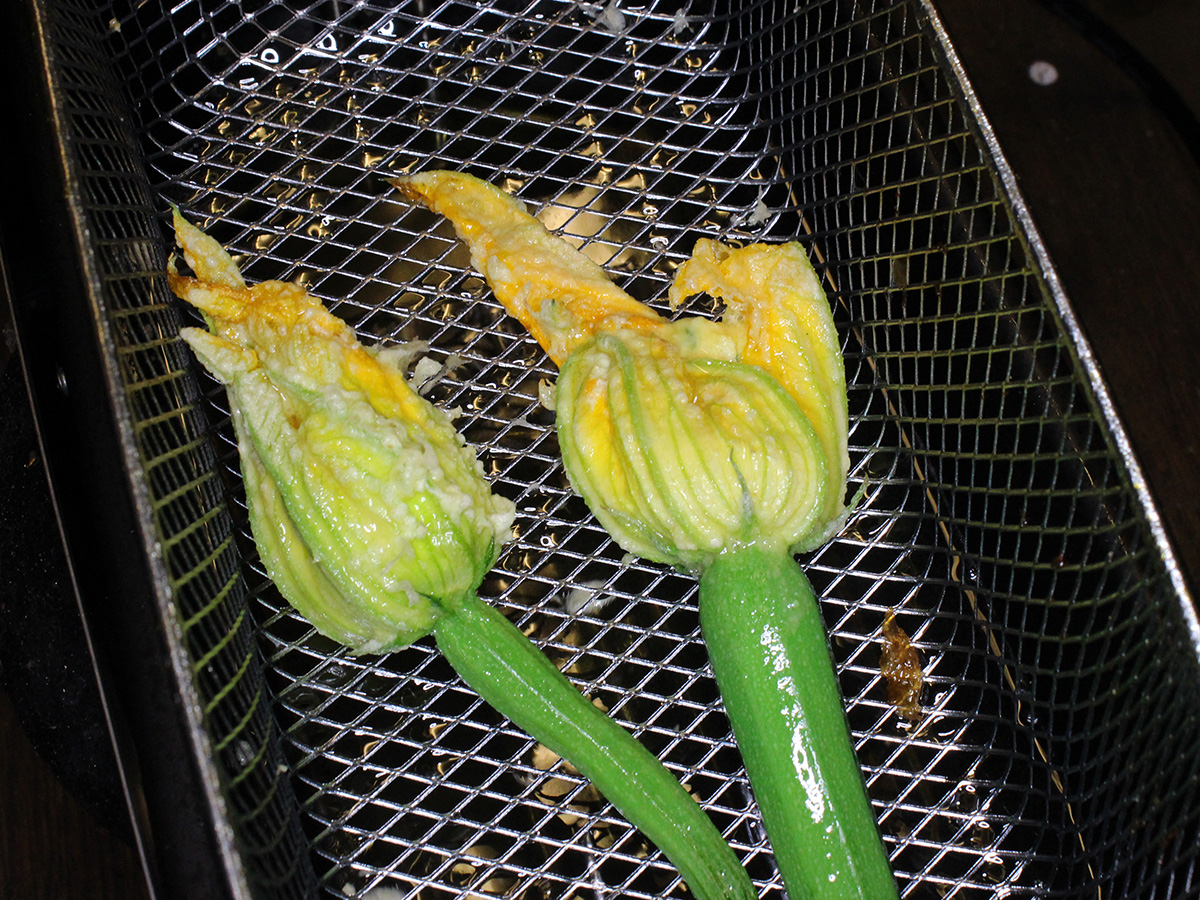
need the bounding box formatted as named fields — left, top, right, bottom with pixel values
left=5, top=0, right=1200, bottom=898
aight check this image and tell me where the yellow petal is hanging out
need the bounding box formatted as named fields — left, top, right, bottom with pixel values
left=393, top=170, right=661, bottom=364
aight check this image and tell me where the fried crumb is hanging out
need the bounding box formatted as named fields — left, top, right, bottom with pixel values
left=881, top=609, right=923, bottom=722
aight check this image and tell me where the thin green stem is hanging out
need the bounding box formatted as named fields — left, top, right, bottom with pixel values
left=433, top=592, right=755, bottom=900
left=699, top=546, right=897, bottom=900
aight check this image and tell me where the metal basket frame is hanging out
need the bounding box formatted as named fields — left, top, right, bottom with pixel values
left=3, top=0, right=1199, bottom=898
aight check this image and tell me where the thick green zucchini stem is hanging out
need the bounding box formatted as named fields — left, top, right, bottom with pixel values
left=433, top=591, right=755, bottom=900
left=699, top=546, right=897, bottom=900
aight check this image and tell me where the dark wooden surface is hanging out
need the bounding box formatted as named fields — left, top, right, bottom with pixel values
left=2, top=2, right=1198, bottom=897
left=0, top=689, right=150, bottom=899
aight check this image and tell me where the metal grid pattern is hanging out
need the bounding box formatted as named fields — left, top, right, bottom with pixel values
left=25, top=0, right=316, bottom=896
left=73, top=0, right=1200, bottom=897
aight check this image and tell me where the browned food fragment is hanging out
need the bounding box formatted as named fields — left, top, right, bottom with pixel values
left=880, top=610, right=923, bottom=722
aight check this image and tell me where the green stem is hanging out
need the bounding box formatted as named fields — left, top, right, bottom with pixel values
left=699, top=546, right=897, bottom=900
left=432, top=592, right=755, bottom=900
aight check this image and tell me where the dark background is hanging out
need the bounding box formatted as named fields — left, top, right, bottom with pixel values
left=2, top=1, right=1198, bottom=896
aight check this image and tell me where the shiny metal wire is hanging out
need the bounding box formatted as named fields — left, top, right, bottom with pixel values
left=74, top=0, right=1200, bottom=896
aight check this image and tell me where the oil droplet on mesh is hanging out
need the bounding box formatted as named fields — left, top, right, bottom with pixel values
left=982, top=853, right=1007, bottom=883
left=285, top=686, right=322, bottom=711
left=315, top=661, right=351, bottom=687
left=302, top=86, right=332, bottom=106
left=934, top=719, right=959, bottom=741
left=650, top=148, right=678, bottom=168
left=615, top=170, right=647, bottom=192
left=360, top=672, right=397, bottom=699
left=865, top=452, right=894, bottom=480
left=652, top=256, right=678, bottom=278
left=461, top=276, right=488, bottom=298
left=970, top=817, right=994, bottom=847
left=951, top=781, right=979, bottom=811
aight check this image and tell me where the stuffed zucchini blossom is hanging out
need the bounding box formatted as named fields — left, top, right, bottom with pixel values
left=395, top=171, right=897, bottom=900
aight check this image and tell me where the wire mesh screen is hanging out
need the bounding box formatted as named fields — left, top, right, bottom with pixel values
left=25, top=0, right=316, bottom=895
left=61, top=0, right=1200, bottom=897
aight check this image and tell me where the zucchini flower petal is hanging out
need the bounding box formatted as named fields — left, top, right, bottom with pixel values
left=391, top=170, right=661, bottom=365
left=168, top=210, right=514, bottom=653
